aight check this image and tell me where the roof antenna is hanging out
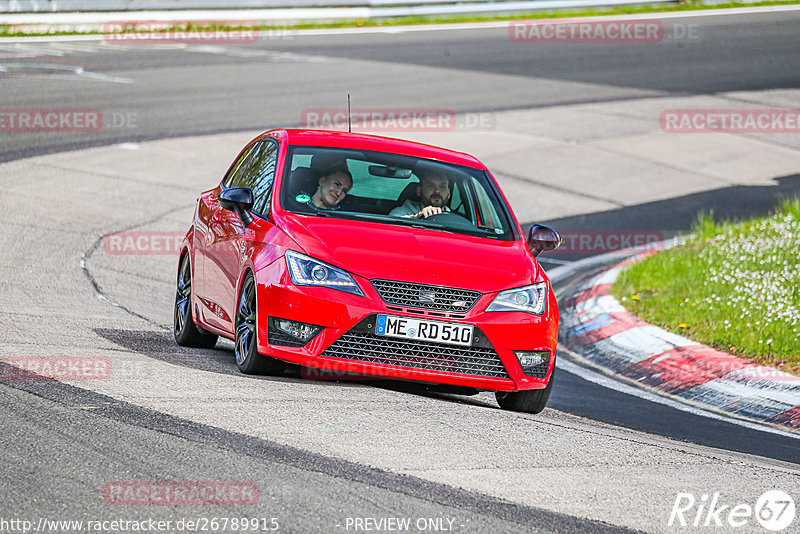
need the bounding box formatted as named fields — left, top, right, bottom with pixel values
left=347, top=94, right=352, bottom=133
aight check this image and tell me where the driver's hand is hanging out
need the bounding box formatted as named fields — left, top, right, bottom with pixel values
left=414, top=206, right=443, bottom=219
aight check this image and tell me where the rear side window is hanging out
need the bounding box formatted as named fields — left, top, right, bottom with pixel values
left=240, top=140, right=279, bottom=215
left=223, top=143, right=256, bottom=188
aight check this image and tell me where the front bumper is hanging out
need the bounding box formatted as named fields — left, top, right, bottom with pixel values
left=255, top=259, right=558, bottom=392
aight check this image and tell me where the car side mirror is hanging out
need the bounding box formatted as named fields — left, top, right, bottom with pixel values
left=219, top=187, right=254, bottom=227
left=527, top=224, right=561, bottom=257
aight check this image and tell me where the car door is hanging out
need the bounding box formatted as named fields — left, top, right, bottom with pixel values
left=195, top=141, right=257, bottom=331
left=202, top=138, right=279, bottom=334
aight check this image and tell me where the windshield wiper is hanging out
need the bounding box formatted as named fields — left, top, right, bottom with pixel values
left=384, top=216, right=501, bottom=238
left=295, top=204, right=345, bottom=218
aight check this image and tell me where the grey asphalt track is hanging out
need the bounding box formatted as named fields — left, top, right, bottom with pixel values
left=0, top=380, right=634, bottom=534
left=2, top=11, right=799, bottom=161
left=1, top=9, right=800, bottom=534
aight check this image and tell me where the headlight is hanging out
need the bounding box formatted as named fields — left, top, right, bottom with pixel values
left=486, top=282, right=547, bottom=315
left=285, top=250, right=363, bottom=296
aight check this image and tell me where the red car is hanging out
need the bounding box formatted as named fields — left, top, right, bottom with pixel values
left=174, top=129, right=561, bottom=413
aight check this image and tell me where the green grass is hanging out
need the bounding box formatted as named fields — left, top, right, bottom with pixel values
left=1, top=0, right=799, bottom=37
left=612, top=198, right=800, bottom=375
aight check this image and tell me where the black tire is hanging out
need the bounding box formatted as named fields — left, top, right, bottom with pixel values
left=174, top=254, right=218, bottom=348
left=495, top=364, right=555, bottom=414
left=234, top=272, right=284, bottom=375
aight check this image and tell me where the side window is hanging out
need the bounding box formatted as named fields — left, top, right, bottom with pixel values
left=290, top=154, right=312, bottom=170
left=238, top=139, right=279, bottom=216
left=223, top=143, right=257, bottom=188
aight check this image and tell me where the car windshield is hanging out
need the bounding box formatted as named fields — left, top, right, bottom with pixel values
left=280, top=146, right=515, bottom=240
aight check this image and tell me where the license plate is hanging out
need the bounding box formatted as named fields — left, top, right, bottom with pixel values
left=375, top=315, right=474, bottom=346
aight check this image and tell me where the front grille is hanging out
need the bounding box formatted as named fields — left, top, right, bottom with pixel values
left=371, top=280, right=481, bottom=312
left=526, top=360, right=549, bottom=379
left=268, top=326, right=307, bottom=347
left=321, top=331, right=509, bottom=378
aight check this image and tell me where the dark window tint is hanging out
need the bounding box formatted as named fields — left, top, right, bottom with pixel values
left=239, top=139, right=279, bottom=215
left=223, top=143, right=257, bottom=188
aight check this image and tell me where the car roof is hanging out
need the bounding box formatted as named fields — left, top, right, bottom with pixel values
left=265, top=129, right=486, bottom=170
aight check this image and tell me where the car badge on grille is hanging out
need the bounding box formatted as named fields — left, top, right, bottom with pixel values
left=419, top=289, right=436, bottom=304
left=452, top=301, right=468, bottom=308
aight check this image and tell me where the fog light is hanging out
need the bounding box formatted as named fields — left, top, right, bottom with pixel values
left=514, top=350, right=550, bottom=375
left=273, top=318, right=322, bottom=342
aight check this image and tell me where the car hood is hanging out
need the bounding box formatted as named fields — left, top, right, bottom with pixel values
left=279, top=214, right=540, bottom=294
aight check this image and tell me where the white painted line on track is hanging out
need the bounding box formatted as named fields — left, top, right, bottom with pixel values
left=0, top=44, right=64, bottom=57
left=184, top=44, right=329, bottom=61
left=557, top=348, right=800, bottom=439
left=1, top=5, right=799, bottom=43
left=0, top=62, right=133, bottom=83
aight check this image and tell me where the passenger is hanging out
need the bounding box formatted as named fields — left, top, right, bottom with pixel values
left=310, top=163, right=352, bottom=210
left=390, top=169, right=451, bottom=219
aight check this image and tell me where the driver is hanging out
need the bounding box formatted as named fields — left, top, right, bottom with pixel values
left=390, top=169, right=451, bottom=219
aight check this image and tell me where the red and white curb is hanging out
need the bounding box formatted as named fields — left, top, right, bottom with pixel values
left=551, top=248, right=800, bottom=434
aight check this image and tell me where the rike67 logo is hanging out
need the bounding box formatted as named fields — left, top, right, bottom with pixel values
left=669, top=491, right=795, bottom=531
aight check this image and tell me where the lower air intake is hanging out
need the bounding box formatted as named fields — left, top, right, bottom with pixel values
left=321, top=331, right=508, bottom=378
